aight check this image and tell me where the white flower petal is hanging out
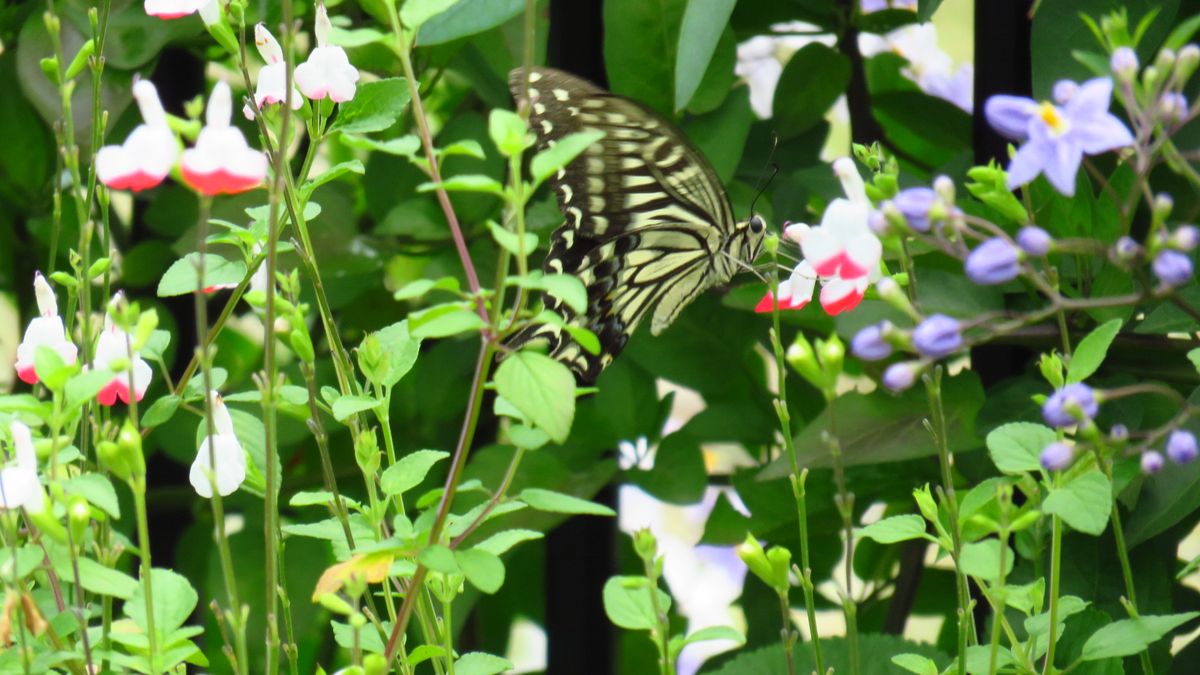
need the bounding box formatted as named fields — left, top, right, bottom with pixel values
left=190, top=434, right=247, bottom=498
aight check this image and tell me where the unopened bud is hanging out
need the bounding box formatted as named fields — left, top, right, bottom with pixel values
left=353, top=428, right=380, bottom=474
left=1177, top=44, right=1200, bottom=82
left=816, top=334, right=844, bottom=383
left=785, top=333, right=825, bottom=390
left=632, top=528, right=658, bottom=563
left=1111, top=47, right=1139, bottom=80
left=1155, top=48, right=1177, bottom=75
left=68, top=496, right=90, bottom=546
left=1172, top=225, right=1200, bottom=252
left=933, top=175, right=955, bottom=204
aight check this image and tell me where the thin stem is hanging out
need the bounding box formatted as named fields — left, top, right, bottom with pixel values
left=131, top=477, right=157, bottom=673
left=779, top=592, right=797, bottom=675
left=1097, top=453, right=1153, bottom=675
left=1043, top=508, right=1063, bottom=675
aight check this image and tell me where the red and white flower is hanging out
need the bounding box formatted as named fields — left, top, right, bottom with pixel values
left=0, top=421, right=44, bottom=512
left=294, top=2, right=360, bottom=103
left=181, top=81, right=269, bottom=195
left=755, top=158, right=883, bottom=316
left=92, top=295, right=154, bottom=406
left=144, top=0, right=217, bottom=21
left=95, top=80, right=178, bottom=192
left=15, top=272, right=78, bottom=385
left=189, top=391, right=247, bottom=498
left=244, top=23, right=303, bottom=119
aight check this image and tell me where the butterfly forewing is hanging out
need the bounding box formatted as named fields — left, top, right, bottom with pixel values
left=506, top=67, right=743, bottom=384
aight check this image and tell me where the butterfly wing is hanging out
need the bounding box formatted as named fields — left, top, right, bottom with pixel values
left=505, top=67, right=739, bottom=384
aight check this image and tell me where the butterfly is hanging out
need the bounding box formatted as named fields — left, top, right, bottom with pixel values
left=504, top=67, right=766, bottom=384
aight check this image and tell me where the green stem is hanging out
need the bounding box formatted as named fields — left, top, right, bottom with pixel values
left=1043, top=511, right=1063, bottom=675
left=779, top=592, right=797, bottom=675
left=925, top=369, right=974, bottom=675
left=1098, top=456, right=1153, bottom=675
left=131, top=477, right=157, bottom=673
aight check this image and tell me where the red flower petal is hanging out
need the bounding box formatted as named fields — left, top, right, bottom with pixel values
left=821, top=289, right=864, bottom=316
left=97, top=381, right=120, bottom=406
left=181, top=166, right=263, bottom=196
left=17, top=366, right=38, bottom=385
left=102, top=170, right=167, bottom=192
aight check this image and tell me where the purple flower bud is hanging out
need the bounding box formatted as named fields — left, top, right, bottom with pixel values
left=893, top=187, right=938, bottom=232
left=966, top=238, right=1021, bottom=285
left=1111, top=47, right=1139, bottom=79
left=1053, top=80, right=1078, bottom=104
left=883, top=362, right=919, bottom=392
left=1042, top=383, right=1099, bottom=427
left=1017, top=226, right=1053, bottom=256
left=1040, top=442, right=1074, bottom=471
left=1167, top=430, right=1198, bottom=464
left=1153, top=250, right=1194, bottom=287
left=851, top=322, right=893, bottom=361
left=1141, top=450, right=1165, bottom=474
left=1172, top=225, right=1199, bottom=252
left=1110, top=424, right=1129, bottom=442
left=869, top=209, right=890, bottom=236
left=1159, top=92, right=1189, bottom=122
left=912, top=314, right=963, bottom=358
left=1113, top=236, right=1141, bottom=262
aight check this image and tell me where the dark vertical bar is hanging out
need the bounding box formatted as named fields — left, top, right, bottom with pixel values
left=544, top=1, right=616, bottom=673
left=973, top=1, right=1034, bottom=165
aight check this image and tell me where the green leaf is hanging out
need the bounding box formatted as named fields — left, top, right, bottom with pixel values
left=529, top=130, right=605, bottom=187
left=891, top=653, right=939, bottom=675
left=301, top=160, right=364, bottom=199
left=65, top=368, right=116, bottom=411
left=156, top=253, right=247, bottom=297
left=1025, top=596, right=1088, bottom=636
left=380, top=449, right=450, bottom=497
left=488, top=108, right=528, bottom=157
left=857, top=515, right=929, bottom=544
left=1188, top=347, right=1200, bottom=375
left=506, top=423, right=551, bottom=450
left=759, top=372, right=983, bottom=478
left=519, top=488, right=615, bottom=516
left=140, top=395, right=181, bottom=428
left=400, top=0, right=461, bottom=30
left=375, top=320, right=422, bottom=387
left=410, top=306, right=487, bottom=339
left=959, top=539, right=1014, bottom=582
left=772, top=43, right=851, bottom=139
left=61, top=473, right=120, bottom=518
left=627, top=431, right=706, bottom=504
left=455, top=548, right=505, bottom=593
left=331, top=395, right=379, bottom=422
left=418, top=544, right=460, bottom=574
left=1163, top=14, right=1200, bottom=51
left=329, top=78, right=411, bottom=134
left=418, top=0, right=524, bottom=45
left=126, top=568, right=198, bottom=640
left=340, top=133, right=421, bottom=159
left=453, top=652, right=514, bottom=675
left=1080, top=612, right=1199, bottom=661
left=1043, top=469, right=1112, bottom=536
left=540, top=274, right=588, bottom=314
left=394, top=276, right=461, bottom=301
left=51, top=552, right=138, bottom=599
left=987, top=422, right=1056, bottom=475
left=679, top=624, right=743, bottom=649
left=494, top=351, right=576, bottom=443
left=487, top=220, right=538, bottom=257
left=1066, top=318, right=1122, bottom=383
left=603, top=575, right=671, bottom=630
left=475, top=529, right=544, bottom=556
left=604, top=0, right=686, bottom=115
left=674, top=0, right=737, bottom=111
left=419, top=174, right=505, bottom=196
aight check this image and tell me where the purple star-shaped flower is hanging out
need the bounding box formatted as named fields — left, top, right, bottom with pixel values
left=984, top=78, right=1133, bottom=196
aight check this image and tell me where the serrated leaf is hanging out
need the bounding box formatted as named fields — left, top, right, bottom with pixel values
left=1043, top=469, right=1112, bottom=535
left=530, top=130, right=604, bottom=186
left=455, top=548, right=505, bottom=593
left=519, top=488, right=614, bottom=516
left=494, top=351, right=575, bottom=443
left=329, top=78, right=411, bottom=134
left=380, top=449, right=449, bottom=497
left=1081, top=612, right=1199, bottom=660
left=987, top=422, right=1056, bottom=475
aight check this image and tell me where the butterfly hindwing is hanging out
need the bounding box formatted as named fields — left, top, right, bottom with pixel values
left=505, top=67, right=740, bottom=383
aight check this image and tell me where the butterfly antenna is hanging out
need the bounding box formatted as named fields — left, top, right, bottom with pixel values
left=748, top=133, right=781, bottom=219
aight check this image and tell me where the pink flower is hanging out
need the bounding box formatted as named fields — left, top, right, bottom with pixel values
left=756, top=158, right=881, bottom=316
left=15, top=272, right=78, bottom=385
left=295, top=2, right=360, bottom=102
left=189, top=391, right=247, bottom=498
left=95, top=80, right=178, bottom=192
left=92, top=295, right=154, bottom=406
left=144, top=0, right=217, bottom=22
left=244, top=23, right=303, bottom=119
left=181, top=81, right=269, bottom=195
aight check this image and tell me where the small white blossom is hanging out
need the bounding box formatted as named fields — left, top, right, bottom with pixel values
left=0, top=421, right=44, bottom=513
left=15, top=272, right=78, bottom=385
left=182, top=81, right=269, bottom=195
left=189, top=391, right=248, bottom=498
left=294, top=2, right=360, bottom=102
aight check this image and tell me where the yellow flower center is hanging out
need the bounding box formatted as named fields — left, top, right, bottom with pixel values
left=1038, top=101, right=1069, bottom=136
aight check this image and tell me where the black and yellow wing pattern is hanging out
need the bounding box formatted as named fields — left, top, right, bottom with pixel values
left=505, top=67, right=765, bottom=384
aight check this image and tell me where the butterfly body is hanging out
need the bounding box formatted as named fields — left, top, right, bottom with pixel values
left=507, top=67, right=765, bottom=383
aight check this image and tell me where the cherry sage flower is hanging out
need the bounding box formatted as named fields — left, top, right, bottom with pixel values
left=144, top=0, right=217, bottom=21
left=985, top=77, right=1133, bottom=196
left=181, top=81, right=269, bottom=195
left=189, top=391, right=247, bottom=498
left=294, top=2, right=360, bottom=103
left=93, top=295, right=154, bottom=406
left=244, top=23, right=303, bottom=119
left=756, top=158, right=882, bottom=315
left=16, top=273, right=78, bottom=385
left=96, top=80, right=178, bottom=192
left=0, top=421, right=44, bottom=512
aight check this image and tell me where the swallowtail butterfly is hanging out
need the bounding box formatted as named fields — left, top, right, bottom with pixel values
left=505, top=67, right=766, bottom=384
